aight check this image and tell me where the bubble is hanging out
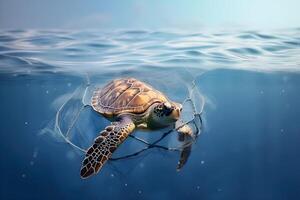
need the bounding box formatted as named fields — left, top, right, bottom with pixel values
left=260, top=90, right=264, bottom=94
left=25, top=122, right=28, bottom=125
left=138, top=190, right=142, bottom=194
left=282, top=76, right=289, bottom=82
left=33, top=149, right=38, bottom=158
left=139, top=162, right=145, bottom=168
left=30, top=161, right=34, bottom=166
left=201, top=160, right=205, bottom=164
left=21, top=174, right=26, bottom=178
left=67, top=83, right=72, bottom=87
left=124, top=183, right=128, bottom=187
left=196, top=186, right=200, bottom=190
left=46, top=90, right=49, bottom=94
left=110, top=173, right=115, bottom=178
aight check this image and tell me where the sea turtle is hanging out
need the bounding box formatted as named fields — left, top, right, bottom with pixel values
left=80, top=77, right=185, bottom=178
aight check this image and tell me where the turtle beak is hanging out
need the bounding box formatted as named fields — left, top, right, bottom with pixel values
left=172, top=103, right=182, bottom=120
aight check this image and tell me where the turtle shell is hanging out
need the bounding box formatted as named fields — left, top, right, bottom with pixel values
left=91, top=78, right=168, bottom=117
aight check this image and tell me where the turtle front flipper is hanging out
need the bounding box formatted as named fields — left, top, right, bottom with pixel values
left=176, top=124, right=196, bottom=171
left=80, top=116, right=135, bottom=179
left=176, top=144, right=192, bottom=171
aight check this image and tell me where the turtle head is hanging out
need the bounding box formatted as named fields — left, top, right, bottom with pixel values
left=151, top=101, right=182, bottom=127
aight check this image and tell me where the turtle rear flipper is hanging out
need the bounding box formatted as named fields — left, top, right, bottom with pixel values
left=80, top=117, right=135, bottom=179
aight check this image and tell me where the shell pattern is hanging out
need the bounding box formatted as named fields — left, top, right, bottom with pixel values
left=91, top=78, right=168, bottom=117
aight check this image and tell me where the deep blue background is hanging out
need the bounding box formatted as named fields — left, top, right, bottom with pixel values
left=1, top=69, right=300, bottom=200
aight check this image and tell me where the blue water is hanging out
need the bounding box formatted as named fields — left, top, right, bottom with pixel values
left=1, top=29, right=300, bottom=200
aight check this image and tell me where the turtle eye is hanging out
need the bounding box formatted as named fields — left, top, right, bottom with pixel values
left=155, top=104, right=163, bottom=112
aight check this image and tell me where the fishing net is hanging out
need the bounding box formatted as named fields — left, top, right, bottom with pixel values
left=48, top=72, right=205, bottom=168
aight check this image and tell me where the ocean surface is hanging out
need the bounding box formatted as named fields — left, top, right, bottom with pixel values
left=1, top=29, right=300, bottom=200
